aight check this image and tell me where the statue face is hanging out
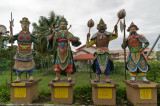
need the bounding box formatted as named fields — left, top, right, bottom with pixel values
left=98, top=24, right=107, bottom=33
left=21, top=23, right=29, bottom=32
left=130, top=27, right=137, bottom=35
left=59, top=22, right=67, bottom=30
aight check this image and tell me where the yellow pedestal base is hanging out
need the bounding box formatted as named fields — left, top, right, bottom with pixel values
left=7, top=79, right=41, bottom=104
left=48, top=79, right=75, bottom=104
left=124, top=80, right=160, bottom=106
left=91, top=79, right=119, bottom=106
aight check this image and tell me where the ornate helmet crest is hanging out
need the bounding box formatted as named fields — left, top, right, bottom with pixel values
left=20, top=17, right=30, bottom=25
left=59, top=17, right=68, bottom=25
left=97, top=18, right=107, bottom=30
left=127, top=22, right=139, bottom=32
left=98, top=18, right=106, bottom=26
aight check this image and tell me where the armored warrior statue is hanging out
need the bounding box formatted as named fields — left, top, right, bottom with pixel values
left=11, top=17, right=38, bottom=82
left=86, top=18, right=118, bottom=83
left=122, top=22, right=150, bottom=83
left=48, top=17, right=81, bottom=82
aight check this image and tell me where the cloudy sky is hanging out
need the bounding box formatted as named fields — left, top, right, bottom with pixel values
left=1, top=0, right=160, bottom=51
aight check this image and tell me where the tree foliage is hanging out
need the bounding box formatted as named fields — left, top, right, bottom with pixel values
left=32, top=11, right=61, bottom=54
left=32, top=11, right=61, bottom=70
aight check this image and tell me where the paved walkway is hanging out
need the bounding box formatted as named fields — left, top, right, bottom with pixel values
left=0, top=104, right=91, bottom=106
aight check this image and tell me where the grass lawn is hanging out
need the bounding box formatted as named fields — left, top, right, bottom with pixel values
left=0, top=69, right=131, bottom=91
left=0, top=69, right=141, bottom=105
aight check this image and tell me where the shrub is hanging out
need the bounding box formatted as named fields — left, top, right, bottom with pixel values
left=147, top=61, right=160, bottom=83
left=116, top=87, right=126, bottom=102
left=74, top=85, right=92, bottom=105
left=113, top=61, right=129, bottom=76
left=158, top=89, right=160, bottom=104
left=38, top=90, right=50, bottom=100
left=0, top=85, right=10, bottom=103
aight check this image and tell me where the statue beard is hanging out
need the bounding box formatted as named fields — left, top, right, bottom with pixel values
left=22, top=26, right=29, bottom=32
left=60, top=26, right=67, bottom=30
left=99, top=27, right=105, bottom=33
left=131, top=31, right=136, bottom=35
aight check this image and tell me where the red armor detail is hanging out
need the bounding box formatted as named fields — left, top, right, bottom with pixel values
left=127, top=35, right=141, bottom=40
left=21, top=31, right=29, bottom=34
left=57, top=38, right=68, bottom=42
left=55, top=64, right=59, bottom=68
left=54, top=64, right=61, bottom=72
left=18, top=35, right=24, bottom=40
left=54, top=63, right=73, bottom=73
left=26, top=35, right=31, bottom=40
left=65, top=64, right=73, bottom=73
left=129, top=39, right=139, bottom=47
left=54, top=68, right=61, bottom=72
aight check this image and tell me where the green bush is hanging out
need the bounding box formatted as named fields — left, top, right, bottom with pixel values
left=74, top=85, right=92, bottom=105
left=0, top=59, right=11, bottom=69
left=158, top=89, right=160, bottom=104
left=113, top=60, right=160, bottom=83
left=113, top=61, right=129, bottom=76
left=38, top=90, right=50, bottom=100
left=0, top=85, right=10, bottom=103
left=116, top=87, right=126, bottom=102
left=147, top=61, right=160, bottom=83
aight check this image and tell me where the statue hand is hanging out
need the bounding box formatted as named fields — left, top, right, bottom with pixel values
left=139, top=48, right=144, bottom=53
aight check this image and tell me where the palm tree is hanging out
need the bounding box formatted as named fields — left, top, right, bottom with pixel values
left=32, top=11, right=61, bottom=71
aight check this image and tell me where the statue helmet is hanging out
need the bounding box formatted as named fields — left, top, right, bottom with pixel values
left=127, top=22, right=139, bottom=32
left=59, top=17, right=68, bottom=26
left=20, top=17, right=30, bottom=25
left=97, top=18, right=107, bottom=30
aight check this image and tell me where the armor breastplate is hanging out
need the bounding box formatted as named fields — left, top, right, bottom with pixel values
left=96, top=33, right=109, bottom=48
left=128, top=36, right=142, bottom=53
left=56, top=31, right=69, bottom=48
left=56, top=30, right=69, bottom=40
left=17, top=32, right=32, bottom=43
left=56, top=30, right=71, bottom=70
left=14, top=32, right=33, bottom=61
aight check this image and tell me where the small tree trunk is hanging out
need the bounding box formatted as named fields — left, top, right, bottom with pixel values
left=41, top=56, right=43, bottom=72
left=48, top=55, right=50, bottom=71
left=90, top=60, right=92, bottom=79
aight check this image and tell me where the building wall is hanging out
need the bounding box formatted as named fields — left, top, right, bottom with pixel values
left=74, top=60, right=90, bottom=69
left=113, top=49, right=157, bottom=61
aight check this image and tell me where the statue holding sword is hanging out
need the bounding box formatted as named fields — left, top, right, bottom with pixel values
left=122, top=22, right=150, bottom=83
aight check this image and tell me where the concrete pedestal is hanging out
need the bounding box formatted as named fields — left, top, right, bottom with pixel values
left=7, top=79, right=41, bottom=104
left=91, top=79, right=119, bottom=106
left=48, top=79, right=75, bottom=104
left=124, top=80, right=160, bottom=106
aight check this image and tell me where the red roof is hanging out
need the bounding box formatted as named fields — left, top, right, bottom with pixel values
left=73, top=49, right=91, bottom=54
left=110, top=49, right=130, bottom=53
left=74, top=53, right=94, bottom=60
left=76, top=44, right=96, bottom=51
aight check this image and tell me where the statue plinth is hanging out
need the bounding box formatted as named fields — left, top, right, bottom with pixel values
left=91, top=79, right=119, bottom=106
left=7, top=79, right=41, bottom=104
left=124, top=80, right=160, bottom=106
left=48, top=79, right=75, bottom=104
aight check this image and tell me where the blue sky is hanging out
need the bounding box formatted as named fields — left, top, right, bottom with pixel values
left=0, top=0, right=160, bottom=50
